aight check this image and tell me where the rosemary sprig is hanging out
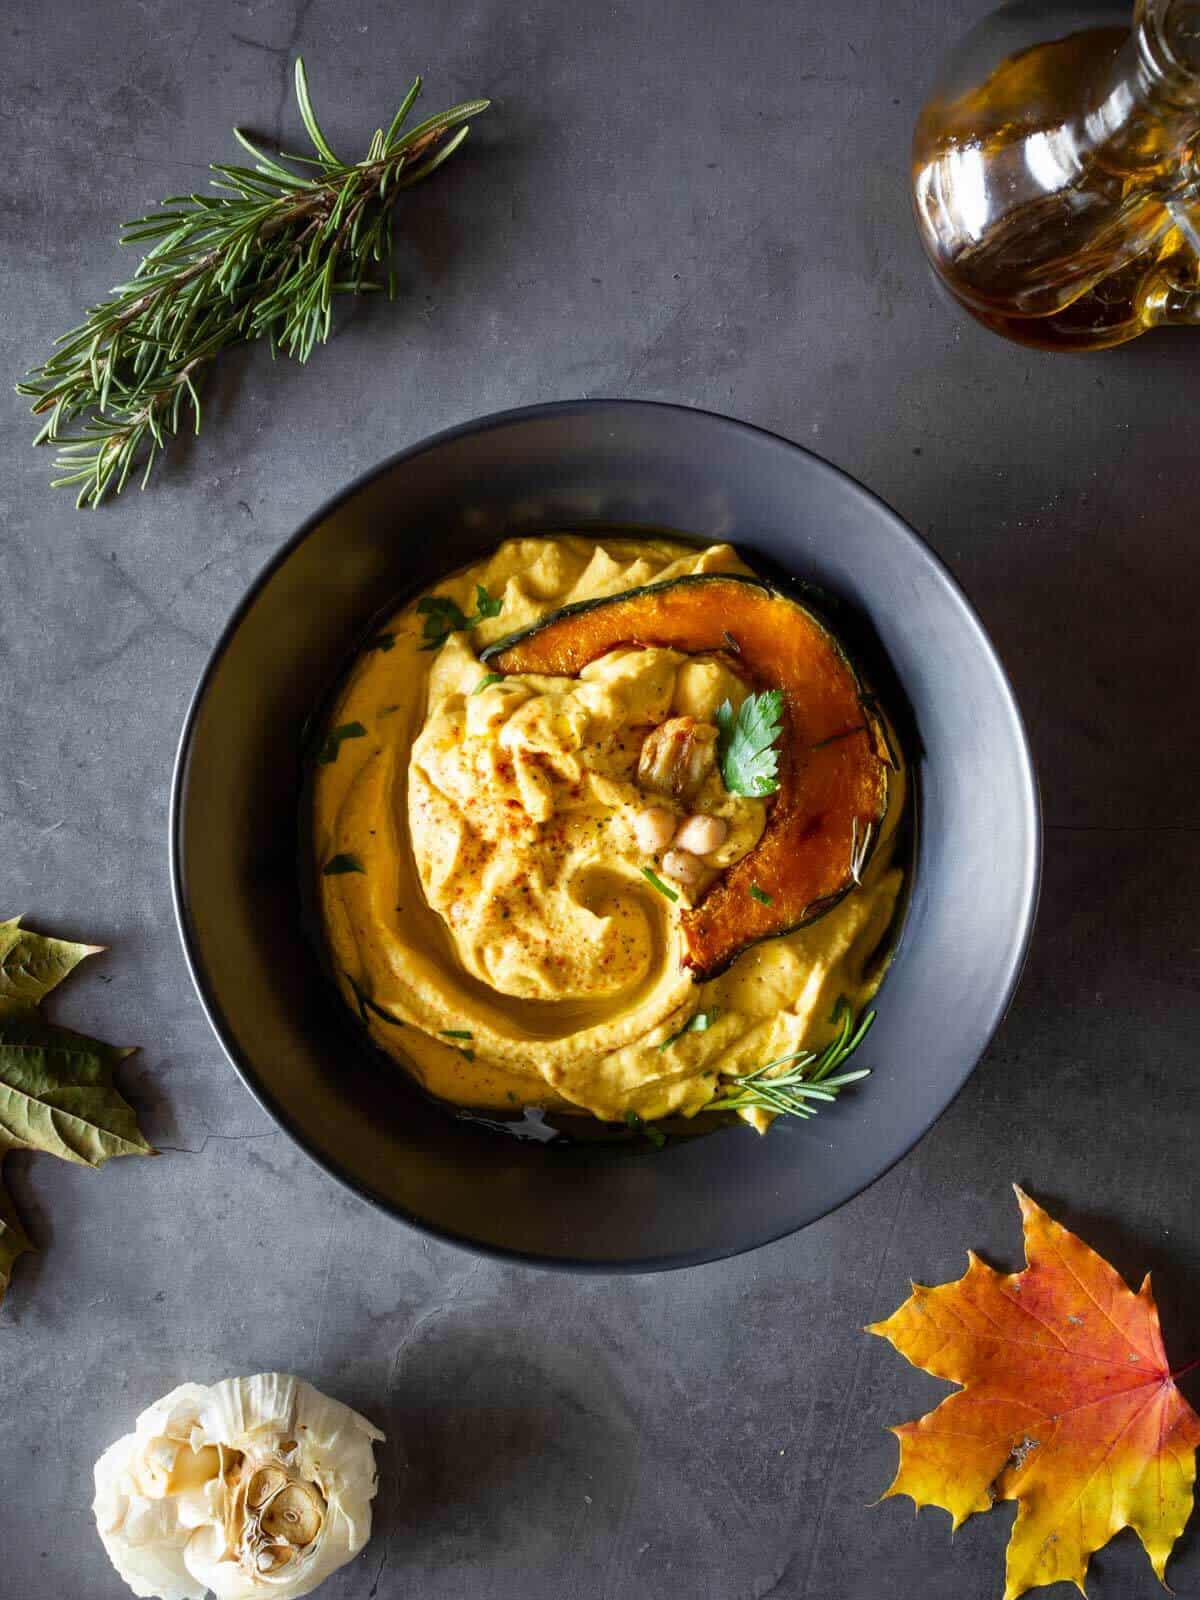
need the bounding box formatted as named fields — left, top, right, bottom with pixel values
left=708, top=1004, right=875, bottom=1119
left=17, top=59, right=488, bottom=507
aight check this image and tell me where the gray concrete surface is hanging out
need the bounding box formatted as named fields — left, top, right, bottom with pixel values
left=3, top=2, right=1199, bottom=1597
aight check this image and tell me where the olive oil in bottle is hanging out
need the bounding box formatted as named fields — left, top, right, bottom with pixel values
left=912, top=0, right=1200, bottom=349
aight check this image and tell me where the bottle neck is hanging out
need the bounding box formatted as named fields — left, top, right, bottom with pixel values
left=1137, top=0, right=1200, bottom=108
left=1085, top=3, right=1200, bottom=174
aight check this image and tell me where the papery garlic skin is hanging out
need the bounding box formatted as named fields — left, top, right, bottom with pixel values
left=93, top=1375, right=384, bottom=1600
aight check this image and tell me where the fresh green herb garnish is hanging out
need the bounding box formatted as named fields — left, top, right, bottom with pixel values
left=624, top=1109, right=667, bottom=1149
left=640, top=866, right=679, bottom=903
left=317, top=721, right=367, bottom=763
left=473, top=583, right=503, bottom=621
left=708, top=1006, right=875, bottom=1120
left=472, top=673, right=505, bottom=695
left=323, top=852, right=365, bottom=875
left=723, top=630, right=741, bottom=654
left=345, top=972, right=405, bottom=1027
left=367, top=633, right=396, bottom=653
left=418, top=583, right=503, bottom=650
left=440, top=1029, right=474, bottom=1040
left=459, top=1049, right=476, bottom=1062
left=749, top=884, right=772, bottom=906
left=659, top=1009, right=719, bottom=1051
left=18, top=60, right=489, bottom=508
left=716, top=689, right=784, bottom=797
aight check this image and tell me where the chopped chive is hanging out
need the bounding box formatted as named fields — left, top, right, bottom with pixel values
left=624, top=1109, right=666, bottom=1148
left=749, top=884, right=772, bottom=905
left=440, top=1028, right=474, bottom=1040
left=659, top=1008, right=719, bottom=1050
left=367, top=632, right=395, bottom=652
left=345, top=972, right=405, bottom=1027
left=723, top=630, right=741, bottom=654
left=323, top=852, right=365, bottom=875
left=317, top=720, right=367, bottom=763
left=640, top=866, right=679, bottom=903
left=472, top=673, right=504, bottom=695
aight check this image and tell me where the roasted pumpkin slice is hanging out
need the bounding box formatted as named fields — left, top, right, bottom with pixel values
left=484, top=573, right=891, bottom=979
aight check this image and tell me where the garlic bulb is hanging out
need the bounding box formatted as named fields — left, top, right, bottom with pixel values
left=93, top=1374, right=384, bottom=1600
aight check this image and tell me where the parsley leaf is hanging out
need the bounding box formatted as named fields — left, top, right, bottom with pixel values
left=473, top=583, right=503, bottom=620
left=417, top=583, right=503, bottom=651
left=716, top=689, right=784, bottom=797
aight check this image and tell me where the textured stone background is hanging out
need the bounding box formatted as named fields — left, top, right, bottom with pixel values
left=2, top=1, right=1199, bottom=1597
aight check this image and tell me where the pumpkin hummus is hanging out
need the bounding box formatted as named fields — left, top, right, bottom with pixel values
left=314, top=537, right=905, bottom=1128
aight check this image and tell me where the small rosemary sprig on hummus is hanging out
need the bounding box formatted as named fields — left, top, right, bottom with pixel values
left=708, top=1005, right=875, bottom=1119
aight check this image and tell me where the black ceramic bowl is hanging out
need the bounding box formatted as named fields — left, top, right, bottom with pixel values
left=171, top=400, right=1039, bottom=1271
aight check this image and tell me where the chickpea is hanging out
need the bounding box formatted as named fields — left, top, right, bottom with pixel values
left=661, top=848, right=705, bottom=889
left=673, top=813, right=729, bottom=857
left=634, top=806, right=678, bottom=854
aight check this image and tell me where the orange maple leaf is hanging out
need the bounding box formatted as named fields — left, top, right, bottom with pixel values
left=868, top=1186, right=1200, bottom=1598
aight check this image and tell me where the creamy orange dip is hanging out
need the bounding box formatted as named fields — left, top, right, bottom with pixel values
left=314, top=537, right=905, bottom=1127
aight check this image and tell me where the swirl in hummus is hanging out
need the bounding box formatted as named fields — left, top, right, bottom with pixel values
left=314, top=537, right=906, bottom=1130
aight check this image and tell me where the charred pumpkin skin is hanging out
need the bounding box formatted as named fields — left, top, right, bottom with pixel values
left=483, top=573, right=890, bottom=980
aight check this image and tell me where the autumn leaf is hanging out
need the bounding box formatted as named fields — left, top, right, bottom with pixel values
left=869, top=1186, right=1200, bottom=1599
left=0, top=917, right=152, bottom=1306
left=0, top=915, right=101, bottom=1017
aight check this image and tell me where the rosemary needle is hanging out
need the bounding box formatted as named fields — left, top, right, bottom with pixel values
left=17, top=59, right=488, bottom=507
left=708, top=1004, right=875, bottom=1119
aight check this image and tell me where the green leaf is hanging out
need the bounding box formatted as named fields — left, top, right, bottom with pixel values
left=418, top=585, right=504, bottom=651
left=659, top=1008, right=719, bottom=1051
left=472, top=673, right=504, bottom=696
left=323, top=852, right=366, bottom=876
left=749, top=884, right=772, bottom=906
left=0, top=917, right=102, bottom=1019
left=366, top=632, right=395, bottom=653
left=717, top=690, right=784, bottom=797
left=0, top=921, right=150, bottom=1307
left=640, top=867, right=679, bottom=903
left=317, top=721, right=367, bottom=764
left=474, top=584, right=502, bottom=620
left=417, top=593, right=471, bottom=650
left=440, top=1028, right=474, bottom=1040
left=0, top=1018, right=149, bottom=1167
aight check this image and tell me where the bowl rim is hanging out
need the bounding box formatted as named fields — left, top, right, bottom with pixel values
left=170, top=397, right=1042, bottom=1271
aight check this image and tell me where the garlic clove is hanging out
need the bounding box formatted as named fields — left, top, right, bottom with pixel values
left=245, top=1466, right=289, bottom=1511
left=260, top=1481, right=325, bottom=1548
